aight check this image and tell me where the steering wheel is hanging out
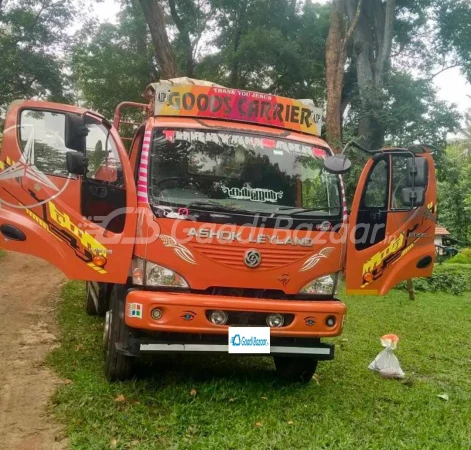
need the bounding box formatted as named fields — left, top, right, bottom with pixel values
left=88, top=183, right=109, bottom=199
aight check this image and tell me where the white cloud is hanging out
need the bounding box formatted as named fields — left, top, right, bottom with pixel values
left=433, top=67, right=471, bottom=115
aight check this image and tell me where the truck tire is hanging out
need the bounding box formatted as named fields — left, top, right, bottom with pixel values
left=273, top=356, right=318, bottom=382
left=85, top=282, right=109, bottom=316
left=85, top=282, right=98, bottom=315
left=104, top=285, right=135, bottom=381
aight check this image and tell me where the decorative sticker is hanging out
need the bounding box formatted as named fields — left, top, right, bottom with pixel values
left=220, top=183, right=283, bottom=203
left=360, top=202, right=436, bottom=288
left=154, top=205, right=189, bottom=220
left=181, top=310, right=196, bottom=321
left=137, top=129, right=152, bottom=204
left=304, top=316, right=316, bottom=326
left=160, top=235, right=196, bottom=264
left=127, top=303, right=143, bottom=319
left=278, top=273, right=290, bottom=287
left=152, top=84, right=323, bottom=136
left=300, top=247, right=334, bottom=272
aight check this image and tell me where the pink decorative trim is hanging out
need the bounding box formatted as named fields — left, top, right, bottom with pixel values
left=137, top=129, right=152, bottom=203
left=339, top=176, right=348, bottom=222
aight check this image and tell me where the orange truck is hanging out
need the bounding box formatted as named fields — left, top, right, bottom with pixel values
left=0, top=78, right=436, bottom=382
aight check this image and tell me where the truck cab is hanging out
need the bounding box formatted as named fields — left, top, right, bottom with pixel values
left=0, top=80, right=437, bottom=382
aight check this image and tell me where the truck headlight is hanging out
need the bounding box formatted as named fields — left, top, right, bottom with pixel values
left=299, top=273, right=339, bottom=296
left=132, top=258, right=189, bottom=288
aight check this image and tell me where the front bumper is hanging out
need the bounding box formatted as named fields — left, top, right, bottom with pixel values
left=118, top=333, right=335, bottom=359
left=124, top=290, right=346, bottom=337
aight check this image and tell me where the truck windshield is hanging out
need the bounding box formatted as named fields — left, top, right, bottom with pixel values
left=148, top=129, right=341, bottom=218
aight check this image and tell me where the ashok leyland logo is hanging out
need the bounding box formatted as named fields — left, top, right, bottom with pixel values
left=228, top=327, right=270, bottom=354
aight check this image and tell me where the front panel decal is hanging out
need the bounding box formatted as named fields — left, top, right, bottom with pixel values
left=159, top=235, right=196, bottom=265
left=300, top=247, right=334, bottom=272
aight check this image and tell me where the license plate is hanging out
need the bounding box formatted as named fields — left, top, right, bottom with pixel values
left=228, top=327, right=270, bottom=354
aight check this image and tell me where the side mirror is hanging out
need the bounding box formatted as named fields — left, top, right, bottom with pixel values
left=65, top=113, right=89, bottom=153
left=406, top=157, right=428, bottom=187
left=323, top=155, right=352, bottom=174
left=66, top=151, right=88, bottom=176
left=401, top=186, right=425, bottom=207
left=402, top=157, right=428, bottom=207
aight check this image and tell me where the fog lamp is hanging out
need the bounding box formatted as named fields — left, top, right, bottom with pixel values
left=325, top=316, right=336, bottom=327
left=151, top=308, right=163, bottom=320
left=266, top=313, right=284, bottom=328
left=210, top=310, right=228, bottom=325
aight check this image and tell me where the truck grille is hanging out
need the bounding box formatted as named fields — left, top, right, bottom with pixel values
left=196, top=287, right=288, bottom=299
left=191, top=243, right=312, bottom=270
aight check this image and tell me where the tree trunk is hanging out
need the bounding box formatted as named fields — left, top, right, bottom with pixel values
left=325, top=2, right=345, bottom=153
left=230, top=1, right=248, bottom=88
left=325, top=0, right=363, bottom=153
left=349, top=0, right=396, bottom=150
left=129, top=0, right=153, bottom=81
left=138, top=0, right=180, bottom=79
left=168, top=0, right=194, bottom=77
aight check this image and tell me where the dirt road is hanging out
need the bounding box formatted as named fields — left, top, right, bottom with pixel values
left=0, top=252, right=67, bottom=450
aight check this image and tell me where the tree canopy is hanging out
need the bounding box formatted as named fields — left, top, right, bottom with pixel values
left=2, top=0, right=471, bottom=238
left=0, top=0, right=76, bottom=111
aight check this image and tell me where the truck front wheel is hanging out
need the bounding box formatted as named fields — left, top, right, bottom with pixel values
left=86, top=282, right=109, bottom=316
left=104, top=285, right=135, bottom=381
left=273, top=356, right=318, bottom=382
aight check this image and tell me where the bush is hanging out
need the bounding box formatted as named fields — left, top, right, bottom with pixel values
left=395, top=264, right=471, bottom=295
left=445, top=248, right=471, bottom=264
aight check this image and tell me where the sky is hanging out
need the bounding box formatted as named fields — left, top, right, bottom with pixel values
left=90, top=0, right=471, bottom=121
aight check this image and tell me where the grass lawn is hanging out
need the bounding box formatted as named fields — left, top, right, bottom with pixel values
left=0, top=249, right=5, bottom=257
left=48, top=283, right=471, bottom=449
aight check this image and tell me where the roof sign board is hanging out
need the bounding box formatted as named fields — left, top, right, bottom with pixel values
left=150, top=84, right=323, bottom=137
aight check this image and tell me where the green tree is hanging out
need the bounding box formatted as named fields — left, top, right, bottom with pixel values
left=437, top=141, right=471, bottom=243
left=197, top=0, right=330, bottom=102
left=71, top=1, right=154, bottom=118
left=0, top=0, right=75, bottom=116
left=325, top=0, right=464, bottom=152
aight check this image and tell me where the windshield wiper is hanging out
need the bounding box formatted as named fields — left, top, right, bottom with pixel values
left=186, top=200, right=253, bottom=214
left=273, top=206, right=340, bottom=215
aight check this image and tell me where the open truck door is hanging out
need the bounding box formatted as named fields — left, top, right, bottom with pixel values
left=346, top=148, right=437, bottom=295
left=0, top=100, right=137, bottom=282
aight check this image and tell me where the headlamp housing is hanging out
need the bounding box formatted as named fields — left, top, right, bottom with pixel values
left=132, top=258, right=189, bottom=288
left=299, top=273, right=340, bottom=296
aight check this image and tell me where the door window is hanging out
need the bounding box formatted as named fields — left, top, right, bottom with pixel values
left=391, top=155, right=412, bottom=210
left=19, top=110, right=70, bottom=177
left=356, top=157, right=389, bottom=250
left=85, top=120, right=123, bottom=185
left=363, top=159, right=388, bottom=209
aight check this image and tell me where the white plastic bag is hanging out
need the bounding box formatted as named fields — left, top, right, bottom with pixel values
left=368, top=334, right=405, bottom=379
